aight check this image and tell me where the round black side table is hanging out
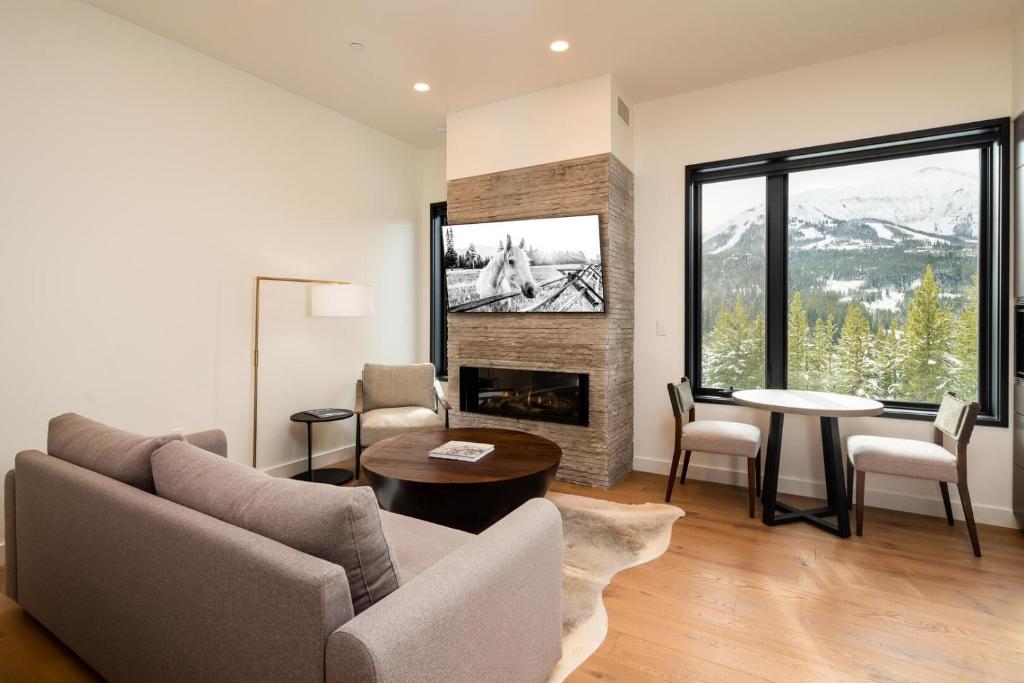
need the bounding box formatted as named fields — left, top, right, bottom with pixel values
left=289, top=409, right=355, bottom=486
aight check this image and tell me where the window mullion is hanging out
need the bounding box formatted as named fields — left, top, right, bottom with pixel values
left=765, top=174, right=788, bottom=390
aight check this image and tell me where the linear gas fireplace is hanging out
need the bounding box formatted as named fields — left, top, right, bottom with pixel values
left=459, top=366, right=589, bottom=427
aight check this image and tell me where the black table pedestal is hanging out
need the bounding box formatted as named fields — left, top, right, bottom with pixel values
left=760, top=412, right=851, bottom=538
left=289, top=413, right=355, bottom=486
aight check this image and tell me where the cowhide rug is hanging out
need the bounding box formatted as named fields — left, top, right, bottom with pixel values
left=545, top=492, right=684, bottom=682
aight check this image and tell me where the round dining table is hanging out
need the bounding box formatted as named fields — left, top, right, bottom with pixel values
left=732, top=389, right=883, bottom=538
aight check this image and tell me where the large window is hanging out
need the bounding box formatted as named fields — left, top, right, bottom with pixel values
left=685, top=120, right=1009, bottom=426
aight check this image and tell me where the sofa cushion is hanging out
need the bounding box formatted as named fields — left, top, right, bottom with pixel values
left=361, top=406, right=444, bottom=446
left=151, top=440, right=399, bottom=614
left=378, top=509, right=473, bottom=584
left=47, top=413, right=183, bottom=492
left=361, top=363, right=436, bottom=412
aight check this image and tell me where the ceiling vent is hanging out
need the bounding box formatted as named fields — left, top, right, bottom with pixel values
left=616, top=97, right=630, bottom=126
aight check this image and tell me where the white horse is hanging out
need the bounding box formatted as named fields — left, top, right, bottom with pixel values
left=475, top=234, right=539, bottom=299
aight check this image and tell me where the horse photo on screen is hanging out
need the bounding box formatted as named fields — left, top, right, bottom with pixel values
left=444, top=215, right=605, bottom=314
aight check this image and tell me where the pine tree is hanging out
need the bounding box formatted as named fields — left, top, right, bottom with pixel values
left=704, top=297, right=762, bottom=390
left=444, top=227, right=458, bottom=267
left=835, top=303, right=874, bottom=396
left=746, top=312, right=766, bottom=389
left=808, top=313, right=837, bottom=392
left=950, top=272, right=979, bottom=400
left=787, top=293, right=811, bottom=390
left=465, top=243, right=478, bottom=268
left=871, top=323, right=904, bottom=400
left=901, top=265, right=954, bottom=402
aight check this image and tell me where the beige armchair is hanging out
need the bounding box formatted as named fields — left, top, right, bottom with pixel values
left=355, top=363, right=450, bottom=479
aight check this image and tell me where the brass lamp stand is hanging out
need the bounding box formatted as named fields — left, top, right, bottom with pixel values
left=251, top=275, right=373, bottom=469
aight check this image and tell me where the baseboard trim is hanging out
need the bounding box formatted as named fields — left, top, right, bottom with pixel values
left=634, top=456, right=1020, bottom=529
left=262, top=445, right=355, bottom=479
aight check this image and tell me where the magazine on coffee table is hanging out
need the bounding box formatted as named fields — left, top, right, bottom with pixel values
left=428, top=440, right=494, bottom=462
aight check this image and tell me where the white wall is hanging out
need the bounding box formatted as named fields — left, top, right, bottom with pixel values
left=0, top=0, right=424, bottom=548
left=1013, top=7, right=1024, bottom=117
left=632, top=27, right=1019, bottom=527
left=446, top=74, right=630, bottom=180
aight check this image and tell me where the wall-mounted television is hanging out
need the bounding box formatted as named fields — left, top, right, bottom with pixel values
left=443, top=214, right=604, bottom=313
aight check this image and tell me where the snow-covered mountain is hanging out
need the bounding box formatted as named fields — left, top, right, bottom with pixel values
left=704, top=167, right=978, bottom=256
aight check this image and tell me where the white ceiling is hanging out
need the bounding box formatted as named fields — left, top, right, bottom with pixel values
left=84, top=0, right=1017, bottom=148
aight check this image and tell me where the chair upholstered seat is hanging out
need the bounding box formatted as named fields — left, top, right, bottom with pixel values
left=847, top=434, right=958, bottom=483
left=360, top=406, right=444, bottom=446
left=680, top=420, right=761, bottom=458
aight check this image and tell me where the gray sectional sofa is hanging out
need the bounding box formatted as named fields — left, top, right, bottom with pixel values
left=4, top=414, right=563, bottom=683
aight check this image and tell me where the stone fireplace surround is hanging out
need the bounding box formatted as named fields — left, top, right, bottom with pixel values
left=446, top=153, right=634, bottom=488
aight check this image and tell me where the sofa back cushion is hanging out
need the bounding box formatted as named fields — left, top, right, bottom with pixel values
left=47, top=413, right=183, bottom=493
left=151, top=441, right=399, bottom=614
left=362, top=363, right=436, bottom=412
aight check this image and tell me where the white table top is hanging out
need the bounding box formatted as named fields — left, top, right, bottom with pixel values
left=732, top=389, right=884, bottom=417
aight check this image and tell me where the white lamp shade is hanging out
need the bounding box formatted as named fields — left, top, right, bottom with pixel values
left=309, top=284, right=374, bottom=317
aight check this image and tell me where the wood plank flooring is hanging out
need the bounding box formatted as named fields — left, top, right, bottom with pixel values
left=1, top=466, right=1022, bottom=682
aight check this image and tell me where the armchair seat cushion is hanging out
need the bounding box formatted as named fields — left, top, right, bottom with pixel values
left=680, top=420, right=761, bottom=458
left=361, top=407, right=444, bottom=446
left=847, top=435, right=958, bottom=482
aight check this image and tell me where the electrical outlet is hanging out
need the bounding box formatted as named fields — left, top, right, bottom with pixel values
left=656, top=320, right=666, bottom=336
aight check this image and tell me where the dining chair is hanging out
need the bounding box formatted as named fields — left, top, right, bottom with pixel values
left=846, top=392, right=982, bottom=556
left=665, top=377, right=762, bottom=517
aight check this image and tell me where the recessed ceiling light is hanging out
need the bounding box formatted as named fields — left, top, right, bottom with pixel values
left=348, top=42, right=365, bottom=51
left=413, top=82, right=431, bottom=92
left=549, top=40, right=570, bottom=53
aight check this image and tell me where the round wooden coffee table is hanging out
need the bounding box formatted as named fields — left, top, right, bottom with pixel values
left=361, top=428, right=562, bottom=533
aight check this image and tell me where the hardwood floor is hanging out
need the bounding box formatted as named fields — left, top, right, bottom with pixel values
left=1, top=468, right=1022, bottom=682
left=552, top=472, right=1024, bottom=682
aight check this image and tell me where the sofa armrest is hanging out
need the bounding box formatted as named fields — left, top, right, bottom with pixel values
left=183, top=429, right=227, bottom=457
left=4, top=469, right=16, bottom=601
left=13, top=450, right=353, bottom=683
left=326, top=498, right=563, bottom=683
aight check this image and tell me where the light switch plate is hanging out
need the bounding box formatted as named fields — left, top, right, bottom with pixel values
left=656, top=320, right=666, bottom=336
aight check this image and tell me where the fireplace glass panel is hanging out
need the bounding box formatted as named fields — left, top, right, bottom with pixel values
left=460, top=367, right=589, bottom=426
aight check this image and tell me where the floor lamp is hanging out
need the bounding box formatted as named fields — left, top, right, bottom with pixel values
left=251, top=275, right=374, bottom=471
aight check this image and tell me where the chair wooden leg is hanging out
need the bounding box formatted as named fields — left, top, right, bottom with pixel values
left=754, top=449, right=762, bottom=498
left=939, top=482, right=955, bottom=526
left=665, top=444, right=682, bottom=502
left=855, top=470, right=865, bottom=536
left=746, top=457, right=756, bottom=518
left=846, top=458, right=854, bottom=511
left=957, top=481, right=982, bottom=557
left=680, top=450, right=692, bottom=485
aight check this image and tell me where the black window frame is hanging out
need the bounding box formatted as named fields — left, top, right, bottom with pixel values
left=684, top=118, right=1010, bottom=427
left=429, top=201, right=448, bottom=379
